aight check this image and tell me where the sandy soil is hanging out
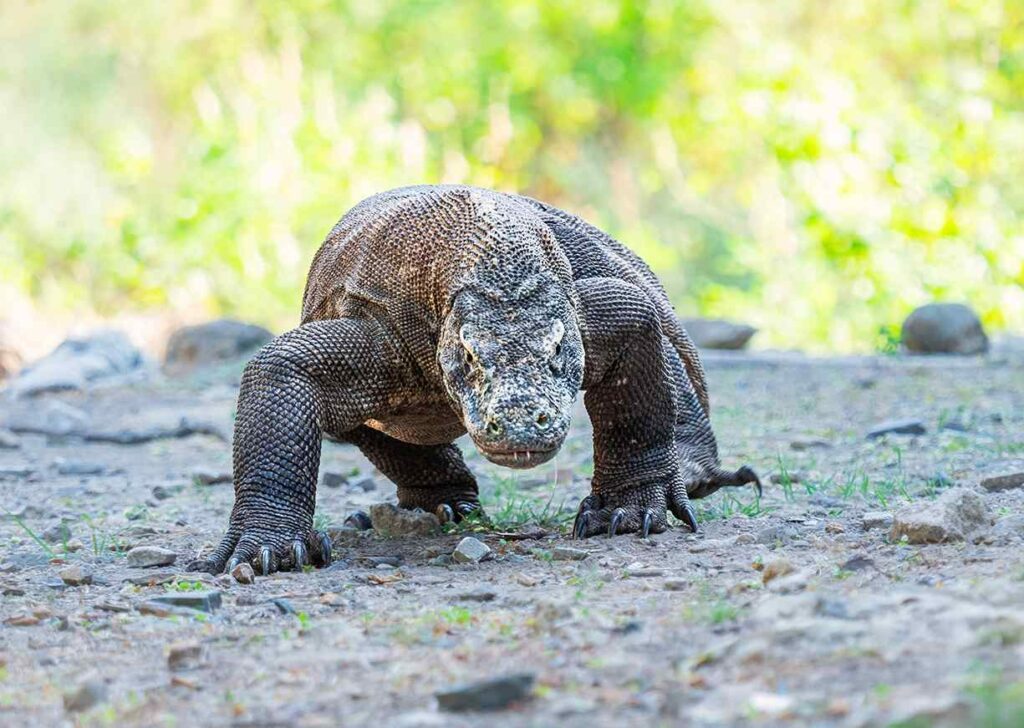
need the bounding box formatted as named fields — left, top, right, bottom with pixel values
left=1, top=351, right=1023, bottom=727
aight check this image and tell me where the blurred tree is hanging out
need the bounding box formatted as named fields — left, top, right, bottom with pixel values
left=1, top=0, right=1021, bottom=350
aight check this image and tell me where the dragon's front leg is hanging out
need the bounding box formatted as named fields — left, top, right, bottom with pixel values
left=187, top=318, right=398, bottom=575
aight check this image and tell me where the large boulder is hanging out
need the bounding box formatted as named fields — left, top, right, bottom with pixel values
left=6, top=331, right=145, bottom=397
left=901, top=303, right=988, bottom=355
left=681, top=318, right=757, bottom=350
left=163, top=319, right=273, bottom=373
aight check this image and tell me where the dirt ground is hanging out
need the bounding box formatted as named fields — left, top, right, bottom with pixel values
left=1, top=349, right=1023, bottom=727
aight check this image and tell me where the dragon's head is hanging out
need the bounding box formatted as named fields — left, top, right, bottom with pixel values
left=438, top=274, right=584, bottom=468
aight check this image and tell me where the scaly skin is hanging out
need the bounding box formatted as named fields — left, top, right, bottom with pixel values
left=188, top=185, right=760, bottom=575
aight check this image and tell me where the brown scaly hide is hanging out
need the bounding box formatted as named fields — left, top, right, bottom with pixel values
left=190, top=185, right=759, bottom=575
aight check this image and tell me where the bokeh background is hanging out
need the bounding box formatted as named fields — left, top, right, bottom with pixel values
left=2, top=0, right=1022, bottom=356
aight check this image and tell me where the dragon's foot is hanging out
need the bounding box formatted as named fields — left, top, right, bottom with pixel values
left=434, top=501, right=485, bottom=525
left=572, top=481, right=698, bottom=539
left=395, top=485, right=484, bottom=525
left=186, top=527, right=334, bottom=576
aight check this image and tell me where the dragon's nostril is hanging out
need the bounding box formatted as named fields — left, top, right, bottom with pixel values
left=486, top=420, right=502, bottom=436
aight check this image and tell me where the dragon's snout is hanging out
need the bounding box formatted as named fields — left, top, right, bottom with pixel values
left=467, top=391, right=567, bottom=469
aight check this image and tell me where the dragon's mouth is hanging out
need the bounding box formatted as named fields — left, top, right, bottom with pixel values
left=479, top=447, right=558, bottom=469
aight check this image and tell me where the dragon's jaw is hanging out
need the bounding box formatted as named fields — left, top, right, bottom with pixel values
left=476, top=445, right=559, bottom=469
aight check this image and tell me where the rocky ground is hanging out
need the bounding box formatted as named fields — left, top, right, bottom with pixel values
left=1, top=347, right=1023, bottom=727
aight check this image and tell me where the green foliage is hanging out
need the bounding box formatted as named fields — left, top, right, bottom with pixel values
left=2, top=1, right=1023, bottom=349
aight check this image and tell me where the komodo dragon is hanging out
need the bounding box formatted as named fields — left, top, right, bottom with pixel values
left=189, top=185, right=761, bottom=575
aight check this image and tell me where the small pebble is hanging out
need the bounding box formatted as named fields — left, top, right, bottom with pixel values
left=63, top=680, right=107, bottom=713
left=191, top=467, right=232, bottom=485
left=42, top=522, right=72, bottom=544
left=59, top=565, right=93, bottom=586
left=980, top=470, right=1024, bottom=492
left=761, top=558, right=795, bottom=584
left=866, top=419, right=927, bottom=439
left=231, top=562, right=255, bottom=584
left=663, top=578, right=688, bottom=591
left=436, top=672, right=535, bottom=712
left=453, top=536, right=491, bottom=564
left=126, top=546, right=177, bottom=568
left=167, top=641, right=202, bottom=671
left=862, top=511, right=894, bottom=530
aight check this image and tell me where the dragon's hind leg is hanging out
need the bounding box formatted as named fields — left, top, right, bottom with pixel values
left=663, top=340, right=763, bottom=502
left=333, top=426, right=483, bottom=526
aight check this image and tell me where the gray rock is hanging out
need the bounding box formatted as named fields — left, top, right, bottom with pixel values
left=126, top=546, right=178, bottom=568
left=980, top=469, right=1024, bottom=492
left=456, top=588, right=497, bottom=602
left=85, top=416, right=226, bottom=445
left=321, top=471, right=349, bottom=488
left=350, top=476, right=376, bottom=492
left=5, top=400, right=89, bottom=437
left=191, top=467, right=232, bottom=485
left=436, top=672, right=535, bottom=712
left=989, top=515, right=1024, bottom=543
left=681, top=318, right=757, bottom=350
left=756, top=524, right=801, bottom=546
left=59, top=565, right=93, bottom=586
left=0, top=429, right=21, bottom=449
left=369, top=503, right=441, bottom=537
left=42, top=521, right=72, bottom=544
left=890, top=487, right=991, bottom=544
left=164, top=319, right=273, bottom=373
left=10, top=331, right=145, bottom=397
left=63, top=679, right=107, bottom=712
left=167, top=641, right=203, bottom=670
left=452, top=536, right=491, bottom=564
left=148, top=591, right=222, bottom=613
left=902, top=303, right=988, bottom=355
left=790, top=437, right=831, bottom=451
left=866, top=419, right=927, bottom=439
left=231, top=562, right=255, bottom=584
left=862, top=511, right=894, bottom=530
left=55, top=459, right=105, bottom=476
left=151, top=484, right=183, bottom=500
left=551, top=546, right=590, bottom=561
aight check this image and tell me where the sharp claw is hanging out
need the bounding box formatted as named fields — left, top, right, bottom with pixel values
left=641, top=510, right=654, bottom=539
left=455, top=502, right=478, bottom=516
left=292, top=540, right=308, bottom=570
left=344, top=510, right=372, bottom=531
left=739, top=465, right=763, bottom=497
left=318, top=532, right=333, bottom=566
left=259, top=546, right=273, bottom=576
left=436, top=504, right=455, bottom=524
left=225, top=556, right=241, bottom=575
left=609, top=508, right=626, bottom=538
left=682, top=504, right=698, bottom=533
left=573, top=511, right=589, bottom=540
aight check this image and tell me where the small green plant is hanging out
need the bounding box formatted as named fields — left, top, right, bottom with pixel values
left=876, top=324, right=902, bottom=355
left=6, top=512, right=56, bottom=558
left=166, top=580, right=205, bottom=592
